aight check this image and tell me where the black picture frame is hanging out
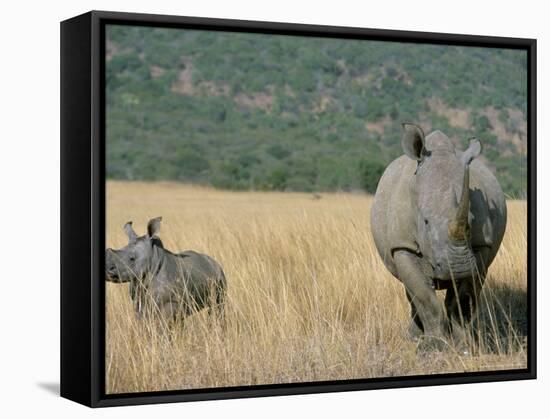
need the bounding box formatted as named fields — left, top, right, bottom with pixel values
left=60, top=10, right=537, bottom=408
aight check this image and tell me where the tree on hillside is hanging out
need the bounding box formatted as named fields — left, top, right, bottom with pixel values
left=359, top=158, right=387, bottom=194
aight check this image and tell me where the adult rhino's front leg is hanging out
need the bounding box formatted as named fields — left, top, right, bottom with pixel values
left=444, top=253, right=487, bottom=352
left=444, top=278, right=482, bottom=355
left=394, top=250, right=447, bottom=350
left=405, top=290, right=424, bottom=340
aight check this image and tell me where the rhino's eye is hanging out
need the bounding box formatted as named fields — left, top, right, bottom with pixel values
left=129, top=255, right=136, bottom=262
left=424, top=219, right=429, bottom=225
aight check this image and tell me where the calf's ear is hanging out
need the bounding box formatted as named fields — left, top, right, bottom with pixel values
left=124, top=222, right=138, bottom=243
left=147, top=217, right=162, bottom=238
left=401, top=123, right=426, bottom=161
left=462, top=138, right=482, bottom=165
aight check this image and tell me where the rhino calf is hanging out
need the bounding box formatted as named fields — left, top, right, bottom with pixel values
left=371, top=123, right=507, bottom=351
left=105, top=217, right=226, bottom=323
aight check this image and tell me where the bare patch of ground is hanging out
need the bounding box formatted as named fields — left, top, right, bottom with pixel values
left=235, top=91, right=275, bottom=111
left=428, top=98, right=527, bottom=156
left=312, top=94, right=333, bottom=114
left=171, top=57, right=275, bottom=111
left=482, top=107, right=527, bottom=155
left=354, top=65, right=412, bottom=90
left=149, top=65, right=166, bottom=78
left=171, top=58, right=195, bottom=95
left=429, top=97, right=470, bottom=129
left=365, top=115, right=392, bottom=135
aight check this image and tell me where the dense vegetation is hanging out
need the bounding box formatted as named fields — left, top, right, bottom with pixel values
left=106, top=25, right=528, bottom=196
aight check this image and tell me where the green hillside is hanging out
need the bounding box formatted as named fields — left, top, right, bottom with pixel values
left=106, top=24, right=528, bottom=196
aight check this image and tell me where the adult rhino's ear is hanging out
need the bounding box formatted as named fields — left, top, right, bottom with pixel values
left=462, top=138, right=482, bottom=165
left=147, top=217, right=162, bottom=238
left=401, top=123, right=426, bottom=161
left=124, top=221, right=138, bottom=243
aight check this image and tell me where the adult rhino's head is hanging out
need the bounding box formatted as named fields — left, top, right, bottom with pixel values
left=105, top=217, right=163, bottom=283
left=402, top=123, right=481, bottom=281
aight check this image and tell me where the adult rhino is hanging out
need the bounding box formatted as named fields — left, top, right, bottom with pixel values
left=371, top=123, right=506, bottom=350
left=105, top=217, right=226, bottom=322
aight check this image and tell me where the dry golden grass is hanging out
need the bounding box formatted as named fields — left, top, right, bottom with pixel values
left=106, top=181, right=527, bottom=394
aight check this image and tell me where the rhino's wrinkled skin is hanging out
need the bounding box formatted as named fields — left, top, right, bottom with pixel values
left=371, top=123, right=506, bottom=350
left=105, top=217, right=226, bottom=322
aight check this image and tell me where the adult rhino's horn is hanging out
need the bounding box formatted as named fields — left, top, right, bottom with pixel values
left=449, top=165, right=470, bottom=243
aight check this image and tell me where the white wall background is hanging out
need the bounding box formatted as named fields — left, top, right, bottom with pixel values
left=0, top=0, right=546, bottom=416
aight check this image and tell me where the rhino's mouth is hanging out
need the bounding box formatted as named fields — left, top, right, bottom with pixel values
left=431, top=244, right=477, bottom=282
left=105, top=269, right=121, bottom=282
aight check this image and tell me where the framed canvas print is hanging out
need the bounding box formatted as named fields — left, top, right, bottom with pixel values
left=60, top=10, right=536, bottom=407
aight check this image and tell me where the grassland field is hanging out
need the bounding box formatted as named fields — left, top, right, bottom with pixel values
left=106, top=181, right=527, bottom=394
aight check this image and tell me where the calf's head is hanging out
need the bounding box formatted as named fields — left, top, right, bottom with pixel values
left=105, top=217, right=163, bottom=283
left=402, top=123, right=481, bottom=280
